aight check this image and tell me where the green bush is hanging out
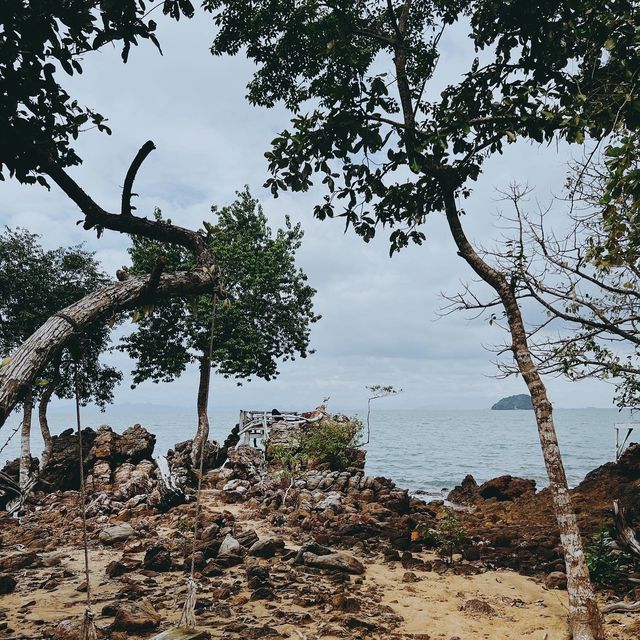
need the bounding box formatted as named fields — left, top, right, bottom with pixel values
left=586, top=529, right=622, bottom=586
left=417, top=512, right=467, bottom=564
left=300, top=418, right=363, bottom=471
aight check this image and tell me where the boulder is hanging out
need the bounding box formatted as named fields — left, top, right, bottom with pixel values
left=447, top=475, right=480, bottom=505
left=112, top=599, right=161, bottom=632
left=143, top=544, right=172, bottom=572
left=301, top=551, right=365, bottom=575
left=99, top=523, right=135, bottom=544
left=478, top=475, right=536, bottom=502
left=218, top=534, right=241, bottom=557
left=115, top=424, right=156, bottom=462
left=52, top=620, right=81, bottom=640
left=0, top=551, right=40, bottom=572
left=248, top=538, right=284, bottom=559
left=0, top=574, right=17, bottom=594
left=545, top=571, right=567, bottom=590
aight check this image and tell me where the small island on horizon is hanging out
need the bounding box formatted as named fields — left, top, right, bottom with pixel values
left=491, top=394, right=534, bottom=410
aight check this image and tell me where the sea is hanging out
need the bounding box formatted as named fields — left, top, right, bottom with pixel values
left=1, top=406, right=636, bottom=497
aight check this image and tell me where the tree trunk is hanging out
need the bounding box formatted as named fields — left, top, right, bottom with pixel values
left=38, top=384, right=55, bottom=470
left=0, top=269, right=218, bottom=430
left=443, top=189, right=605, bottom=640
left=191, top=353, right=211, bottom=468
left=19, top=390, right=33, bottom=490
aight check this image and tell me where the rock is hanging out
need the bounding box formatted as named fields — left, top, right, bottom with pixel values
left=447, top=475, right=480, bottom=505
left=105, top=555, right=142, bottom=578
left=460, top=599, right=495, bottom=616
left=332, top=594, right=361, bottom=612
left=545, top=571, right=567, bottom=590
left=402, top=571, right=418, bottom=583
left=0, top=552, right=41, bottom=572
left=248, top=538, right=284, bottom=558
left=478, top=475, right=536, bottom=502
left=143, top=544, right=172, bottom=571
left=0, top=574, right=17, bottom=594
left=112, top=599, right=161, bottom=632
left=316, top=492, right=342, bottom=512
left=52, top=619, right=81, bottom=640
left=99, top=523, right=135, bottom=544
left=301, top=552, right=365, bottom=575
left=115, top=424, right=156, bottom=462
left=218, top=534, right=241, bottom=557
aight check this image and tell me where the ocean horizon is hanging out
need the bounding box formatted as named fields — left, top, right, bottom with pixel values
left=1, top=405, right=636, bottom=496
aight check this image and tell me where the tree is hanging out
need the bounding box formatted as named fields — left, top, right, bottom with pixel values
left=364, top=384, right=401, bottom=444
left=0, top=0, right=195, bottom=185
left=0, top=228, right=122, bottom=480
left=204, top=2, right=639, bottom=637
left=120, top=188, right=319, bottom=464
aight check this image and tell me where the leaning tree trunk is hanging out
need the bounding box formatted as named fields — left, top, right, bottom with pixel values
left=19, top=390, right=34, bottom=490
left=0, top=269, right=218, bottom=430
left=191, top=353, right=211, bottom=468
left=38, top=383, right=55, bottom=470
left=443, top=190, right=605, bottom=640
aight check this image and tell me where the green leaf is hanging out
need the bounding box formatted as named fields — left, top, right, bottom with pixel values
left=0, top=357, right=10, bottom=367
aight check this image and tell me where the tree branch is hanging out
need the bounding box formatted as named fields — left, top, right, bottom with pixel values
left=121, top=140, right=156, bottom=216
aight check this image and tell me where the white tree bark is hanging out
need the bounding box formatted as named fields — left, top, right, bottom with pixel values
left=0, top=269, right=217, bottom=429
left=19, top=390, right=33, bottom=489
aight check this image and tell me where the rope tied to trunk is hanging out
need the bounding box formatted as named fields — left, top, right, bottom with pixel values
left=179, top=292, right=217, bottom=630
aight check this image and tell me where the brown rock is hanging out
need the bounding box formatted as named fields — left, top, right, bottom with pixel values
left=112, top=599, right=161, bottom=632
left=301, top=551, right=365, bottom=575
left=460, top=599, right=495, bottom=616
left=478, top=475, right=536, bottom=502
left=0, top=574, right=17, bottom=594
left=545, top=571, right=567, bottom=590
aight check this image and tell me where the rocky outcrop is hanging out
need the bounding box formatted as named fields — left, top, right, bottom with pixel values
left=478, top=475, right=536, bottom=502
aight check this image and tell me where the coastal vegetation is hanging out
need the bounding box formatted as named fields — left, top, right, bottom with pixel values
left=0, top=2, right=639, bottom=640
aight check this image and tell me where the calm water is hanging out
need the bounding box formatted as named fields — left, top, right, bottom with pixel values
left=1, top=407, right=635, bottom=494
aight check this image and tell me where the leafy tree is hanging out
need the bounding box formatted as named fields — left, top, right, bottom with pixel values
left=0, top=228, right=121, bottom=481
left=121, top=188, right=319, bottom=464
left=0, top=0, right=195, bottom=185
left=203, top=2, right=640, bottom=637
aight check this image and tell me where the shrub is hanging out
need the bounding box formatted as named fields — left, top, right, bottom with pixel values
left=300, top=418, right=363, bottom=471
left=417, top=512, right=467, bottom=564
left=586, top=529, right=622, bottom=586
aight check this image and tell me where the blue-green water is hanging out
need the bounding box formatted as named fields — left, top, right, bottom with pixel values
left=1, top=406, right=635, bottom=494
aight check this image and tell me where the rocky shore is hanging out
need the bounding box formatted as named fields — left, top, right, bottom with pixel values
left=0, top=421, right=638, bottom=639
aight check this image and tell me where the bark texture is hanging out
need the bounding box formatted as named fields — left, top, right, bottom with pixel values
left=443, top=189, right=604, bottom=640
left=0, top=270, right=217, bottom=429
left=19, top=390, right=33, bottom=489
left=38, top=385, right=54, bottom=470
left=191, top=353, right=211, bottom=468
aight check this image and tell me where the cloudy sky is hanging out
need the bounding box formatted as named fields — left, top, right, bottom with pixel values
left=1, top=11, right=619, bottom=414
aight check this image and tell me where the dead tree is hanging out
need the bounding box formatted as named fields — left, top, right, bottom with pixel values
left=442, top=182, right=605, bottom=640
left=0, top=142, right=223, bottom=429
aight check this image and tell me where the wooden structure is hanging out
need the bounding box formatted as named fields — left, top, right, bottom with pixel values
left=236, top=410, right=311, bottom=449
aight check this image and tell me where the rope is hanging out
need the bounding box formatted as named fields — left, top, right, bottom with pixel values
left=74, top=358, right=97, bottom=640
left=179, top=292, right=217, bottom=630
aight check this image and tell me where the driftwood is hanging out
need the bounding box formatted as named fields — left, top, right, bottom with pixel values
left=0, top=141, right=223, bottom=429
left=613, top=500, right=640, bottom=559
left=150, top=629, right=210, bottom=639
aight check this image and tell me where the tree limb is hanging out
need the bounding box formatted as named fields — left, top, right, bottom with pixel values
left=121, top=140, right=156, bottom=216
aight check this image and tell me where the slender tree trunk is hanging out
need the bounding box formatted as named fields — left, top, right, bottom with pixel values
left=191, top=353, right=211, bottom=468
left=443, top=189, right=605, bottom=640
left=38, top=384, right=55, bottom=470
left=19, top=390, right=33, bottom=490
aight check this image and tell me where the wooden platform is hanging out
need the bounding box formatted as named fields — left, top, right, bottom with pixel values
left=151, top=630, right=210, bottom=640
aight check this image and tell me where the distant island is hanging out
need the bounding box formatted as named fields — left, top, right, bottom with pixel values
left=491, top=394, right=534, bottom=410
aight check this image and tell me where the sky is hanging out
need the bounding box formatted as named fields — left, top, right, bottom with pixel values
left=0, top=10, right=620, bottom=415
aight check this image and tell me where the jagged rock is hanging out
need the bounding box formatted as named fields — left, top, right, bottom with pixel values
left=248, top=538, right=284, bottom=558
left=301, top=551, right=365, bottom=575
left=447, top=475, right=480, bottom=505
left=478, top=475, right=536, bottom=502
left=316, top=492, right=342, bottom=512
left=115, top=424, right=156, bottom=462
left=0, top=574, right=17, bottom=594
left=38, top=427, right=97, bottom=491
left=143, top=544, right=172, bottom=571
left=218, top=534, right=241, bottom=556
left=112, top=599, right=161, bottom=632
left=226, top=446, right=265, bottom=483
left=99, top=523, right=135, bottom=544
left=52, top=619, right=81, bottom=640
left=0, top=552, right=41, bottom=572
left=106, top=555, right=142, bottom=578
